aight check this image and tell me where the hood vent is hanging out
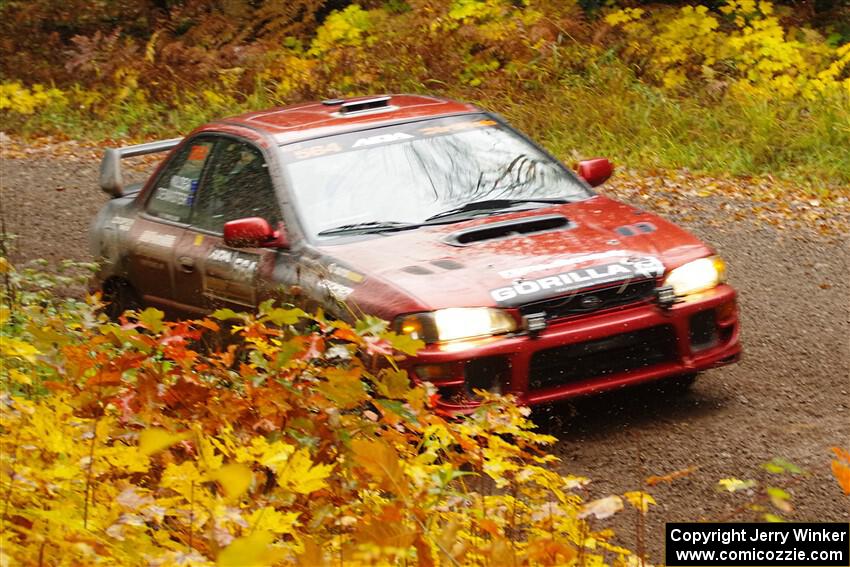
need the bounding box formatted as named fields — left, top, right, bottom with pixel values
left=431, top=259, right=464, bottom=270
left=444, top=214, right=571, bottom=247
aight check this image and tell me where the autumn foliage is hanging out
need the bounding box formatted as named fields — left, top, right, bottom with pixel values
left=2, top=1, right=850, bottom=186
left=0, top=260, right=659, bottom=566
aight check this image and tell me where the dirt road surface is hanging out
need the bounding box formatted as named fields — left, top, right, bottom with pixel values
left=3, top=150, right=849, bottom=560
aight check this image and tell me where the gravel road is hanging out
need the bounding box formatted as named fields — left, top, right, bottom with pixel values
left=2, top=152, right=848, bottom=560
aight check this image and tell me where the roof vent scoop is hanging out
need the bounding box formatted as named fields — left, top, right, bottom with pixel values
left=444, top=214, right=571, bottom=246
left=339, top=96, right=392, bottom=115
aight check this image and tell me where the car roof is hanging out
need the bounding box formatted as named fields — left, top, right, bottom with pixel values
left=208, top=94, right=482, bottom=145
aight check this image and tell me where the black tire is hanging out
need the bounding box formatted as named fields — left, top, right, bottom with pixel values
left=102, top=279, right=141, bottom=320
left=664, top=372, right=698, bottom=394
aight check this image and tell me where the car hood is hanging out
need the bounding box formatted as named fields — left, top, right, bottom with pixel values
left=316, top=196, right=714, bottom=310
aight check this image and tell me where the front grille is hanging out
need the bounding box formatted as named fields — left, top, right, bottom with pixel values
left=529, top=325, right=677, bottom=390
left=519, top=279, right=657, bottom=321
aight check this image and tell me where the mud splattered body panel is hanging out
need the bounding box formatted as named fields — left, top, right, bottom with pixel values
left=90, top=94, right=741, bottom=412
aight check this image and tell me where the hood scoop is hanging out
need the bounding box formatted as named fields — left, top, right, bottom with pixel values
left=443, top=214, right=571, bottom=247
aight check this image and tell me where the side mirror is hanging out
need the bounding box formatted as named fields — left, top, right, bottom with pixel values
left=577, top=158, right=614, bottom=187
left=223, top=217, right=288, bottom=248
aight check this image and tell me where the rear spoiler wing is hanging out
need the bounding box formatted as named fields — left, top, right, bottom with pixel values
left=99, top=137, right=183, bottom=198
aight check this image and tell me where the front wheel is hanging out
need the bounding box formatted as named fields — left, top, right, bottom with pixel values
left=664, top=372, right=698, bottom=394
left=102, top=279, right=141, bottom=320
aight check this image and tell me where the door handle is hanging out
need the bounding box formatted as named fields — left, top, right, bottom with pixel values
left=177, top=256, right=195, bottom=273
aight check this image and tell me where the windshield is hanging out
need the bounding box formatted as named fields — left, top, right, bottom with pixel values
left=281, top=115, right=592, bottom=239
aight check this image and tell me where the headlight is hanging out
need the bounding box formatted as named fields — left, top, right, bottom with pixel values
left=395, top=308, right=517, bottom=343
left=664, top=256, right=726, bottom=296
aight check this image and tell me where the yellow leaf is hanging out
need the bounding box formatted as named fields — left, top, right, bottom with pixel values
left=248, top=507, right=300, bottom=535
left=718, top=478, right=756, bottom=492
left=277, top=448, right=332, bottom=495
left=138, top=428, right=189, bottom=456
left=217, top=530, right=275, bottom=567
left=1, top=338, right=40, bottom=363
left=256, top=440, right=296, bottom=471
left=623, top=491, right=656, bottom=513
left=9, top=369, right=31, bottom=385
left=211, top=463, right=253, bottom=499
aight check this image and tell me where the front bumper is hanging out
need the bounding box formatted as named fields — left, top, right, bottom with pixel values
left=403, top=284, right=741, bottom=414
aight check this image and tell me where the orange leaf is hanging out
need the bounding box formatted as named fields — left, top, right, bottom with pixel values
left=195, top=318, right=220, bottom=332
left=351, top=438, right=407, bottom=496
left=331, top=327, right=362, bottom=344
left=831, top=459, right=850, bottom=496
left=86, top=368, right=123, bottom=387
left=832, top=446, right=850, bottom=463
left=646, top=466, right=699, bottom=486
left=478, top=518, right=500, bottom=537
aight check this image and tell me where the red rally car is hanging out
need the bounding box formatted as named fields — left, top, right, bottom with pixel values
left=90, top=94, right=741, bottom=412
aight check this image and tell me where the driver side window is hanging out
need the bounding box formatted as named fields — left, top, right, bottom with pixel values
left=192, top=139, right=281, bottom=234
left=147, top=139, right=214, bottom=223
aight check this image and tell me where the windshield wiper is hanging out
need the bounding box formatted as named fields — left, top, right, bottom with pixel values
left=423, top=198, right=570, bottom=223
left=317, top=220, right=419, bottom=236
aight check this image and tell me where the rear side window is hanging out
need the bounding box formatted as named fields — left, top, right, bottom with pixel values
left=147, top=140, right=214, bottom=223
left=191, top=140, right=281, bottom=233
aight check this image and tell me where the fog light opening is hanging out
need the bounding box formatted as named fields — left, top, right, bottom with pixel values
left=464, top=356, right=510, bottom=398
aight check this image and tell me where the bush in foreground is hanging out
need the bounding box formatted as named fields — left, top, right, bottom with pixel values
left=0, top=260, right=647, bottom=566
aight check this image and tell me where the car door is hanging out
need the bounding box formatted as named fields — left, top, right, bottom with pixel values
left=126, top=138, right=215, bottom=313
left=173, top=137, right=284, bottom=312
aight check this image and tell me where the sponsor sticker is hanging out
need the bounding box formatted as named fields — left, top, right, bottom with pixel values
left=111, top=216, right=134, bottom=232
left=490, top=257, right=664, bottom=305
left=138, top=231, right=176, bottom=248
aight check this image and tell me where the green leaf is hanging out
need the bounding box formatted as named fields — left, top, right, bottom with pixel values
left=138, top=307, right=165, bottom=333
left=767, top=486, right=793, bottom=513
left=211, top=308, right=242, bottom=321
left=374, top=368, right=412, bottom=399
left=262, top=307, right=307, bottom=326
left=763, top=457, right=803, bottom=475
left=764, top=513, right=785, bottom=523
left=766, top=486, right=790, bottom=500
left=383, top=331, right=425, bottom=356
left=375, top=398, right=417, bottom=423
left=317, top=367, right=368, bottom=409
left=355, top=315, right=388, bottom=335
